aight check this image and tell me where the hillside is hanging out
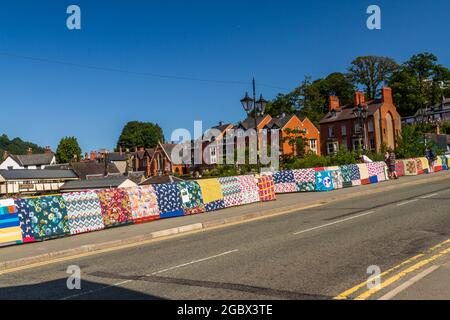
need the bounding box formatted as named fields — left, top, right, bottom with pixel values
left=0, top=134, right=45, bottom=155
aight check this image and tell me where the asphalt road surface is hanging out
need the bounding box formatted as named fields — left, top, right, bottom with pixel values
left=1, top=178, right=450, bottom=300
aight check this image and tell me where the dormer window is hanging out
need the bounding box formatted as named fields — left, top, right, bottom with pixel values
left=331, top=109, right=337, bottom=118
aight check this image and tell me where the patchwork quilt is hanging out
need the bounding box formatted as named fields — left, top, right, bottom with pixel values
left=153, top=183, right=184, bottom=218
left=296, top=181, right=316, bottom=192
left=357, top=164, right=370, bottom=180
left=330, top=170, right=344, bottom=189
left=0, top=199, right=23, bottom=247
left=416, top=158, right=424, bottom=174
left=126, top=186, right=160, bottom=223
left=404, top=159, right=417, bottom=176
left=274, top=182, right=297, bottom=194
left=177, top=181, right=205, bottom=215
left=95, top=189, right=133, bottom=227
left=361, top=178, right=371, bottom=185
left=218, top=177, right=243, bottom=208
left=257, top=175, right=276, bottom=201
left=339, top=165, right=353, bottom=184
left=63, top=191, right=105, bottom=235
left=204, top=200, right=226, bottom=212
left=236, top=175, right=260, bottom=204
left=349, top=164, right=361, bottom=181
left=395, top=160, right=405, bottom=177
left=272, top=170, right=296, bottom=184
left=418, top=157, right=430, bottom=172
left=292, top=168, right=315, bottom=183
left=315, top=171, right=334, bottom=192
left=15, top=199, right=35, bottom=243
left=25, top=196, right=70, bottom=241
left=440, top=156, right=448, bottom=170
left=352, top=179, right=362, bottom=187
left=196, top=178, right=224, bottom=204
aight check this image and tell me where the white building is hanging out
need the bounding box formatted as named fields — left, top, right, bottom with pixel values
left=0, top=147, right=56, bottom=170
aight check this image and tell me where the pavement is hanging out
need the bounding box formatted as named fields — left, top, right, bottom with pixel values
left=0, top=170, right=449, bottom=300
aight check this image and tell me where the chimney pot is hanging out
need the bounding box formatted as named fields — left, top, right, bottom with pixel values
left=382, top=87, right=393, bottom=104
left=329, top=96, right=340, bottom=112
left=27, top=147, right=33, bottom=155
left=2, top=150, right=8, bottom=161
left=44, top=146, right=52, bottom=154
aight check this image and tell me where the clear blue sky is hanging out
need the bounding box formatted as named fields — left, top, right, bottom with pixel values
left=0, top=0, right=449, bottom=153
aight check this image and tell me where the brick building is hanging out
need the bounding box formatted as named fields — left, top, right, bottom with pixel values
left=319, top=87, right=401, bottom=155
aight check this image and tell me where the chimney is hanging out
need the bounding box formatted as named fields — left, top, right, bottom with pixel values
left=2, top=150, right=8, bottom=161
left=119, top=146, right=123, bottom=155
left=355, top=91, right=365, bottom=106
left=139, top=147, right=145, bottom=152
left=84, top=152, right=89, bottom=160
left=44, top=146, right=52, bottom=154
left=382, top=87, right=393, bottom=104
left=329, top=96, right=340, bottom=111
left=219, top=121, right=223, bottom=126
left=27, top=147, right=33, bottom=155
left=90, top=151, right=97, bottom=161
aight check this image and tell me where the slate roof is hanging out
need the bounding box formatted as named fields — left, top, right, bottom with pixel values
left=9, top=153, right=55, bottom=166
left=0, top=169, right=78, bottom=180
left=46, top=161, right=121, bottom=180
left=319, top=100, right=383, bottom=124
left=107, top=152, right=129, bottom=161
left=139, top=175, right=184, bottom=185
left=60, top=177, right=135, bottom=191
left=265, top=114, right=295, bottom=129
left=238, top=116, right=269, bottom=130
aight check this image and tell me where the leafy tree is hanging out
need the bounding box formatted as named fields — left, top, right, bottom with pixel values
left=117, top=121, right=164, bottom=150
left=349, top=56, right=398, bottom=100
left=0, top=134, right=45, bottom=156
left=281, top=127, right=308, bottom=157
left=56, top=137, right=82, bottom=163
left=389, top=53, right=450, bottom=116
left=395, top=125, right=430, bottom=159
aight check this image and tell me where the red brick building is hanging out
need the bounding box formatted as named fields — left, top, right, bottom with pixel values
left=319, top=87, right=402, bottom=155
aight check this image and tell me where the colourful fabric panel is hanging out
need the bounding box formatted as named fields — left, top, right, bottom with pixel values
left=419, top=157, right=430, bottom=171
left=361, top=178, right=371, bottom=185
left=395, top=160, right=405, bottom=177
left=357, top=164, right=370, bottom=180
left=0, top=199, right=23, bottom=247
left=352, top=180, right=362, bottom=187
left=196, top=179, right=224, bottom=204
left=441, top=156, right=448, bottom=170
left=365, top=163, right=378, bottom=178
left=153, top=183, right=184, bottom=219
left=257, top=175, right=276, bottom=201
left=126, top=186, right=160, bottom=223
left=274, top=183, right=297, bottom=194
left=330, top=170, right=343, bottom=189
left=349, top=164, right=361, bottom=181
left=63, top=191, right=105, bottom=235
left=236, top=175, right=260, bottom=205
left=343, top=181, right=353, bottom=188
left=296, top=181, right=315, bottom=192
left=204, top=200, right=225, bottom=212
left=272, top=170, right=296, bottom=184
left=315, top=171, right=334, bottom=192
left=369, top=176, right=378, bottom=184
left=218, top=176, right=243, bottom=208
left=416, top=158, right=424, bottom=175
left=15, top=199, right=35, bottom=243
left=339, top=165, right=353, bottom=183
left=177, top=181, right=205, bottom=215
left=314, top=167, right=325, bottom=172
left=292, top=169, right=316, bottom=183
left=26, top=196, right=70, bottom=241
left=95, top=189, right=133, bottom=227
left=404, top=159, right=417, bottom=176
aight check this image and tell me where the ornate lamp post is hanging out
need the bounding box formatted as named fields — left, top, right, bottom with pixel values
left=240, top=78, right=267, bottom=169
left=353, top=103, right=369, bottom=152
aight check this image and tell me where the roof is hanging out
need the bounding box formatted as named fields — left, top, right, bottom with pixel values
left=107, top=152, right=129, bottom=161
left=45, top=161, right=121, bottom=180
left=139, top=175, right=184, bottom=185
left=0, top=169, right=78, bottom=181
left=211, top=123, right=232, bottom=133
left=265, top=114, right=295, bottom=129
left=160, top=143, right=177, bottom=160
left=60, top=176, right=133, bottom=191
left=9, top=153, right=55, bottom=166
left=238, top=116, right=269, bottom=130
left=319, top=100, right=383, bottom=124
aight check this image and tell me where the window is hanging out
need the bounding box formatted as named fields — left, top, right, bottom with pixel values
left=327, top=142, right=338, bottom=155
left=328, top=126, right=335, bottom=138
left=309, top=139, right=317, bottom=154
left=370, top=139, right=376, bottom=150
left=210, top=147, right=217, bottom=164
left=352, top=138, right=362, bottom=151
left=7, top=166, right=13, bottom=170
left=368, top=120, right=374, bottom=133
left=354, top=123, right=361, bottom=133
left=341, top=125, right=347, bottom=136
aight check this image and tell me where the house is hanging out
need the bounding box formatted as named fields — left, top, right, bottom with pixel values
left=0, top=147, right=56, bottom=170
left=319, top=87, right=402, bottom=155
left=402, top=97, right=450, bottom=126
left=60, top=176, right=137, bottom=193
left=0, top=169, right=79, bottom=196
left=264, top=114, right=321, bottom=156
left=45, top=160, right=122, bottom=180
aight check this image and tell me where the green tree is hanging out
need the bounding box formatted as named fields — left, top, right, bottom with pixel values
left=395, top=125, right=429, bottom=159
left=282, top=127, right=308, bottom=157
left=349, top=56, right=398, bottom=99
left=389, top=53, right=450, bottom=116
left=117, top=121, right=164, bottom=150
left=56, top=137, right=82, bottom=163
left=0, top=134, right=45, bottom=156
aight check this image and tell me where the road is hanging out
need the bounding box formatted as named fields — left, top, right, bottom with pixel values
left=1, top=178, right=450, bottom=300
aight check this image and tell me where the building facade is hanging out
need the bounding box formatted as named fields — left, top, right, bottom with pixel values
left=0, top=147, right=56, bottom=170
left=319, top=88, right=402, bottom=155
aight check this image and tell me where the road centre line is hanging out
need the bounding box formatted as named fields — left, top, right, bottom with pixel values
left=60, top=249, right=238, bottom=300
left=396, top=199, right=419, bottom=206
left=419, top=193, right=439, bottom=199
left=293, top=211, right=376, bottom=235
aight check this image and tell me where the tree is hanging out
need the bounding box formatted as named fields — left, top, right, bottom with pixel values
left=117, top=121, right=164, bottom=150
left=282, top=127, right=308, bottom=157
left=0, top=134, right=45, bottom=156
left=56, top=137, right=82, bottom=163
left=389, top=53, right=450, bottom=116
left=395, top=125, right=429, bottom=159
left=349, top=56, right=398, bottom=100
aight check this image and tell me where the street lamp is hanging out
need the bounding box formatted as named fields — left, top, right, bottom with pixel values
left=240, top=78, right=267, bottom=170
left=353, top=103, right=369, bottom=152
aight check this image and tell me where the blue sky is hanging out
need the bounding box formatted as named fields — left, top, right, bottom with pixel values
left=0, top=0, right=449, bottom=152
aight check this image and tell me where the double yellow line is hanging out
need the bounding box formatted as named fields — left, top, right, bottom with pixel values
left=334, top=238, right=450, bottom=300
